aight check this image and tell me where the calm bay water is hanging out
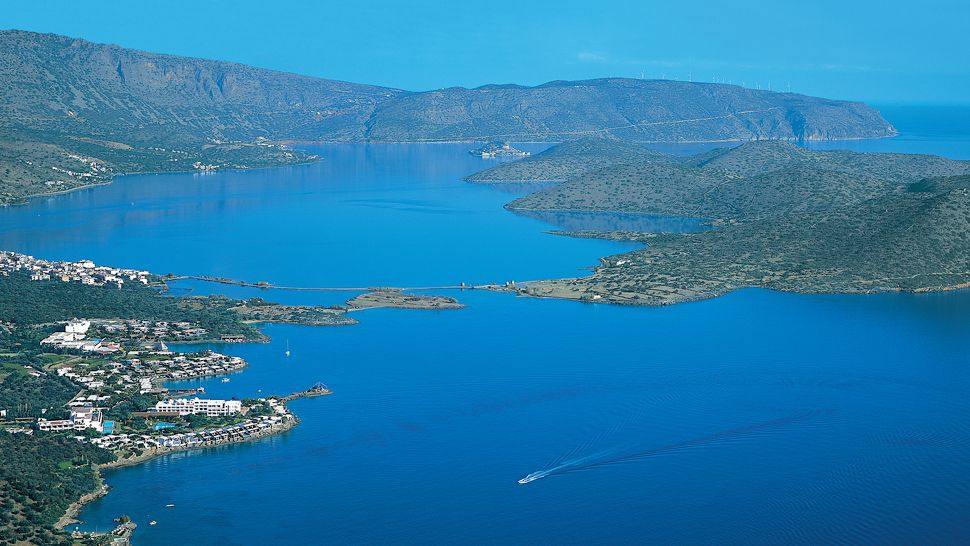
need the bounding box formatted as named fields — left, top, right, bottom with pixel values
left=2, top=106, right=970, bottom=544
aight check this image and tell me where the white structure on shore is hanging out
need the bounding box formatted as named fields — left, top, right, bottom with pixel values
left=41, top=319, right=120, bottom=354
left=65, top=319, right=91, bottom=334
left=37, top=404, right=104, bottom=432
left=154, top=397, right=242, bottom=417
left=40, top=330, right=120, bottom=354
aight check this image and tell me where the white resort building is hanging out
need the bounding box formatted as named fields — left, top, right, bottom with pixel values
left=153, top=397, right=242, bottom=417
left=37, top=404, right=105, bottom=432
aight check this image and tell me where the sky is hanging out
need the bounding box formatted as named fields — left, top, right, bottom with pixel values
left=2, top=0, right=968, bottom=104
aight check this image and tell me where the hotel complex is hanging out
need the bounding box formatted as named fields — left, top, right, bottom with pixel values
left=154, top=397, right=242, bottom=417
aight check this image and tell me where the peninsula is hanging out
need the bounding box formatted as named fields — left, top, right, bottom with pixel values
left=470, top=139, right=970, bottom=305
left=345, top=289, right=464, bottom=311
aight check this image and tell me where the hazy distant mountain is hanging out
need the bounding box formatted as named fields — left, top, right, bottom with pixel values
left=0, top=30, right=401, bottom=203
left=1, top=30, right=897, bottom=145
left=366, top=79, right=897, bottom=142
left=0, top=30, right=897, bottom=204
left=0, top=29, right=401, bottom=145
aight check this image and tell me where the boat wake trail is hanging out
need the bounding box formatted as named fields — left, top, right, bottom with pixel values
left=518, top=450, right=615, bottom=484
left=517, top=409, right=824, bottom=485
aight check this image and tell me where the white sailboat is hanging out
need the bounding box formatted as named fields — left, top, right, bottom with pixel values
left=285, top=339, right=291, bottom=357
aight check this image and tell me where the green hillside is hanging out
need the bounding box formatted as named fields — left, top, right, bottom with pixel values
left=523, top=178, right=970, bottom=305
left=472, top=140, right=970, bottom=305
left=506, top=140, right=970, bottom=221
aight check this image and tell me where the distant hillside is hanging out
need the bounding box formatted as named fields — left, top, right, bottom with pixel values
left=1, top=31, right=896, bottom=146
left=0, top=29, right=393, bottom=203
left=685, top=141, right=970, bottom=181
left=367, top=79, right=897, bottom=143
left=0, top=30, right=897, bottom=204
left=505, top=140, right=970, bottom=220
left=0, top=30, right=400, bottom=145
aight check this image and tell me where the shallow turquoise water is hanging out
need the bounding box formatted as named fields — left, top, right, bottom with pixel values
left=3, top=107, right=970, bottom=544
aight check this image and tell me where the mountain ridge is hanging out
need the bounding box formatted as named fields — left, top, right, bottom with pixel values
left=0, top=29, right=898, bottom=204
left=1, top=29, right=897, bottom=144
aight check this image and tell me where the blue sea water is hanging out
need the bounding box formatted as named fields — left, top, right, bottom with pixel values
left=2, top=106, right=969, bottom=544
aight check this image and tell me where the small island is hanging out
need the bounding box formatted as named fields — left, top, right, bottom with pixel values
left=470, top=142, right=531, bottom=159
left=344, top=289, right=464, bottom=310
